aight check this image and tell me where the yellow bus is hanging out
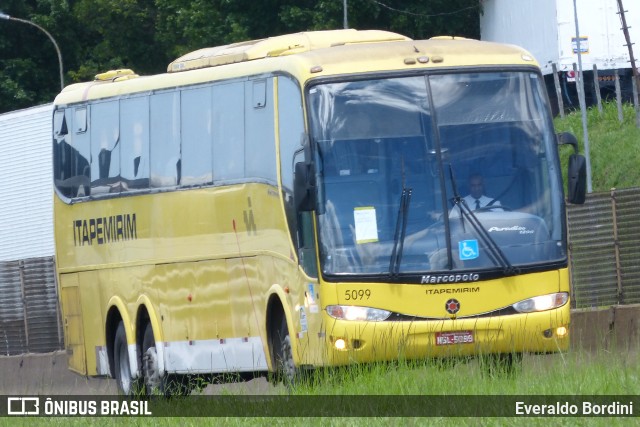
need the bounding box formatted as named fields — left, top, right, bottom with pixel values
left=52, top=29, right=586, bottom=394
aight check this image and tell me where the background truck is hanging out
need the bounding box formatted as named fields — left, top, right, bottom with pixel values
left=480, top=0, right=638, bottom=111
left=0, top=104, right=62, bottom=356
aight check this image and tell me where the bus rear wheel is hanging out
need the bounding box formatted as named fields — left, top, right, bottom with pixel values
left=141, top=323, right=166, bottom=395
left=114, top=322, right=136, bottom=395
left=141, top=323, right=195, bottom=396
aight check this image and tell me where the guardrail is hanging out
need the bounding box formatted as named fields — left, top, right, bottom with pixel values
left=567, top=187, right=640, bottom=308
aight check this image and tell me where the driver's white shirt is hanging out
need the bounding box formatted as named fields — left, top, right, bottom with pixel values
left=463, top=195, right=497, bottom=209
left=449, top=195, right=501, bottom=217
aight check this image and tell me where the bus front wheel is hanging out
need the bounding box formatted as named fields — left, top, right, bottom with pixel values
left=480, top=352, right=523, bottom=377
left=273, top=316, right=298, bottom=385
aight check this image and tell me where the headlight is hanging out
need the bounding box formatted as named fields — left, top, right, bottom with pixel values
left=326, top=305, right=391, bottom=321
left=512, top=292, right=569, bottom=313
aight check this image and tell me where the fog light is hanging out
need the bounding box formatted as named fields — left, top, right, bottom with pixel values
left=334, top=338, right=346, bottom=350
left=542, top=326, right=568, bottom=339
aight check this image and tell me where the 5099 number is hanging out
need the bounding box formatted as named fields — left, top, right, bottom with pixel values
left=344, top=289, right=371, bottom=301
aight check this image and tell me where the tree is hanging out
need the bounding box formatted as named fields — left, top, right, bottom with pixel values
left=1, top=1, right=69, bottom=112
left=0, top=0, right=481, bottom=114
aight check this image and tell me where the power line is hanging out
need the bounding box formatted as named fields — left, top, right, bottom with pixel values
left=370, top=1, right=479, bottom=18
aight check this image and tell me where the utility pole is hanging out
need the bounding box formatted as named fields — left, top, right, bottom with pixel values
left=616, top=0, right=640, bottom=127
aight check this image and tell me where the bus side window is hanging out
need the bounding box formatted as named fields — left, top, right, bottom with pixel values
left=53, top=110, right=72, bottom=197
left=150, top=91, right=181, bottom=188
left=213, top=82, right=244, bottom=180
left=298, top=211, right=318, bottom=277
left=90, top=100, right=120, bottom=195
left=181, top=86, right=213, bottom=186
left=245, top=78, right=276, bottom=183
left=75, top=107, right=87, bottom=133
left=120, top=96, right=150, bottom=190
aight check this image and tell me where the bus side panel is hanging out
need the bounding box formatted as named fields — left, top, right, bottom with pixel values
left=154, top=260, right=265, bottom=374
left=156, top=262, right=208, bottom=370
left=59, top=273, right=87, bottom=375
left=189, top=259, right=233, bottom=344
left=226, top=257, right=270, bottom=370
left=153, top=260, right=231, bottom=372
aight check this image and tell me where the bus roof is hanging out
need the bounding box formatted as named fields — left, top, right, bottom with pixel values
left=167, top=29, right=411, bottom=72
left=54, top=29, right=539, bottom=106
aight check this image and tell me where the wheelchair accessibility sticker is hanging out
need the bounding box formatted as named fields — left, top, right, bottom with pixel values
left=459, top=240, right=479, bottom=260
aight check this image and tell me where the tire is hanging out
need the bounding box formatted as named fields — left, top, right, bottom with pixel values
left=273, top=315, right=298, bottom=386
left=141, top=323, right=166, bottom=396
left=114, top=322, right=136, bottom=395
left=141, top=323, right=194, bottom=397
left=480, top=353, right=523, bottom=378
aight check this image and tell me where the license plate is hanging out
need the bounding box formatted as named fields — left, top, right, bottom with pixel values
left=435, top=331, right=474, bottom=346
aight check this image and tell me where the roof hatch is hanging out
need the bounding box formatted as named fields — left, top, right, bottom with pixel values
left=94, top=69, right=139, bottom=82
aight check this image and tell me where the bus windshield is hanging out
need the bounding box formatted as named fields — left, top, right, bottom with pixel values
left=307, top=71, right=565, bottom=278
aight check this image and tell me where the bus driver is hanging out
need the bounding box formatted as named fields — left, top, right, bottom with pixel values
left=450, top=173, right=501, bottom=216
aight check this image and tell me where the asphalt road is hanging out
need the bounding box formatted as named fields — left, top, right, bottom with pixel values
left=0, top=350, right=276, bottom=395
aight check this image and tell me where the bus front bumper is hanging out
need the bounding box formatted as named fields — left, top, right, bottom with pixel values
left=320, top=306, right=570, bottom=365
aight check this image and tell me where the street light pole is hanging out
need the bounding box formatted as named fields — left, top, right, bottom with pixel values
left=571, top=0, right=593, bottom=193
left=343, top=0, right=348, bottom=29
left=0, top=12, right=64, bottom=91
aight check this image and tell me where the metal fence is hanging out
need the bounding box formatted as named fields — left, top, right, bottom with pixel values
left=567, top=187, right=640, bottom=308
left=0, top=256, right=63, bottom=355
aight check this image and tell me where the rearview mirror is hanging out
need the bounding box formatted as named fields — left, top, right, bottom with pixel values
left=557, top=131, right=579, bottom=152
left=557, top=131, right=586, bottom=204
left=294, top=161, right=316, bottom=211
left=567, top=153, right=586, bottom=204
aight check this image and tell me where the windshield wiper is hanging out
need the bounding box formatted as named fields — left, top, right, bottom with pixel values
left=389, top=187, right=412, bottom=277
left=447, top=166, right=517, bottom=275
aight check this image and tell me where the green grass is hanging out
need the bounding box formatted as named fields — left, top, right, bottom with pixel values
left=289, top=351, right=639, bottom=395
left=5, top=349, right=638, bottom=426
left=555, top=101, right=640, bottom=192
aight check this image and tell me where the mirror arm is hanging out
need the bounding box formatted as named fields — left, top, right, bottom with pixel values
left=557, top=131, right=579, bottom=155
